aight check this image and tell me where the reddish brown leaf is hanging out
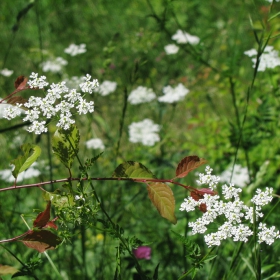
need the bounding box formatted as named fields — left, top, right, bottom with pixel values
left=14, top=76, right=28, bottom=90
left=33, top=201, right=51, bottom=228
left=44, top=217, right=58, bottom=230
left=191, top=188, right=217, bottom=213
left=175, top=156, right=207, bottom=178
left=21, top=230, right=62, bottom=253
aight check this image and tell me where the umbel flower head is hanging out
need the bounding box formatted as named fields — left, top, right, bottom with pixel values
left=180, top=166, right=279, bottom=247
left=2, top=73, right=99, bottom=134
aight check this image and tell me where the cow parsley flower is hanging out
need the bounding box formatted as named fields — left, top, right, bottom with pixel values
left=95, top=80, right=117, bottom=96
left=180, top=166, right=278, bottom=247
left=244, top=46, right=280, bottom=71
left=0, top=68, right=13, bottom=77
left=172, top=29, right=200, bottom=45
left=3, top=72, right=98, bottom=134
left=128, top=119, right=160, bottom=146
left=79, top=74, right=99, bottom=93
left=85, top=138, right=105, bottom=150
left=164, top=44, right=179, bottom=55
left=158, top=83, right=189, bottom=103
left=128, top=86, right=156, bottom=104
left=64, top=43, right=87, bottom=56
left=41, top=57, right=68, bottom=73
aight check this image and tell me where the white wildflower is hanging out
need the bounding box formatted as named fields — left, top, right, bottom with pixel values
left=128, top=119, right=160, bottom=146
left=171, top=29, right=200, bottom=45
left=64, top=43, right=86, bottom=56
left=0, top=68, right=13, bottom=77
left=164, top=44, right=179, bottom=55
left=158, top=83, right=189, bottom=103
left=85, top=138, right=105, bottom=150
left=128, top=86, right=156, bottom=104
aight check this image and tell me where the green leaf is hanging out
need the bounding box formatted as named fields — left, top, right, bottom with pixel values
left=112, top=161, right=156, bottom=178
left=147, top=182, right=177, bottom=224
left=10, top=143, right=41, bottom=179
left=203, top=254, right=217, bottom=262
left=52, top=125, right=80, bottom=169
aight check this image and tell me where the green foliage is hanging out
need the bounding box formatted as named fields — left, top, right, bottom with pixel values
left=52, top=125, right=80, bottom=171
left=11, top=143, right=41, bottom=180
left=1, top=0, right=280, bottom=279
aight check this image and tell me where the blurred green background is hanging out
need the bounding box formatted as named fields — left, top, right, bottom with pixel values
left=1, top=0, right=280, bottom=279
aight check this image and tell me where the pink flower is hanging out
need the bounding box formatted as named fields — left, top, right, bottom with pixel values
left=133, top=246, right=151, bottom=260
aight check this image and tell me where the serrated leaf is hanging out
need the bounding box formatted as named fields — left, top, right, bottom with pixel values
left=0, top=265, right=19, bottom=276
left=52, top=125, right=80, bottom=169
left=175, top=156, right=207, bottom=178
left=33, top=201, right=51, bottom=228
left=21, top=230, right=62, bottom=253
left=112, top=161, right=156, bottom=179
left=10, top=143, right=41, bottom=179
left=147, top=182, right=177, bottom=224
left=43, top=190, right=74, bottom=207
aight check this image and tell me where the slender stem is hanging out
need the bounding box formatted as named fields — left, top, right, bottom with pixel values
left=0, top=176, right=198, bottom=193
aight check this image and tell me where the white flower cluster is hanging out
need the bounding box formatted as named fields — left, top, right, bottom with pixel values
left=180, top=166, right=279, bottom=247
left=164, top=44, right=179, bottom=55
left=127, top=84, right=189, bottom=104
left=158, top=83, right=189, bottom=103
left=94, top=80, right=117, bottom=96
left=128, top=86, right=156, bottom=104
left=85, top=138, right=105, bottom=150
left=64, top=43, right=87, bottom=56
left=164, top=29, right=200, bottom=55
left=128, top=118, right=160, bottom=146
left=172, top=29, right=200, bottom=45
left=244, top=46, right=280, bottom=72
left=0, top=68, right=13, bottom=77
left=266, top=0, right=280, bottom=2
left=3, top=73, right=98, bottom=134
left=41, top=57, right=68, bottom=73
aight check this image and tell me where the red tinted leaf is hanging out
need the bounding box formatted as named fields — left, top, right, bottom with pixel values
left=44, top=218, right=58, bottom=230
left=175, top=156, right=207, bottom=178
left=191, top=191, right=204, bottom=201
left=21, top=230, right=61, bottom=253
left=33, top=201, right=51, bottom=228
left=199, top=203, right=207, bottom=213
left=191, top=188, right=217, bottom=201
left=191, top=188, right=217, bottom=212
left=14, top=76, right=28, bottom=90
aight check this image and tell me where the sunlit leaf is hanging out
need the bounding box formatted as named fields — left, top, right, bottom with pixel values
left=21, top=230, right=62, bottom=253
left=10, top=143, right=41, bottom=179
left=52, top=125, right=80, bottom=169
left=33, top=201, right=51, bottom=229
left=147, top=182, right=177, bottom=224
left=175, top=156, right=207, bottom=178
left=0, top=265, right=19, bottom=276
left=112, top=161, right=156, bottom=179
left=43, top=190, right=74, bottom=208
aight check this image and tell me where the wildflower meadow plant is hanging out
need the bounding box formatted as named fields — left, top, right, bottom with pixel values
left=158, top=83, right=189, bottom=103
left=3, top=73, right=98, bottom=134
left=180, top=166, right=279, bottom=247
left=128, top=86, right=156, bottom=104
left=128, top=118, right=160, bottom=146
